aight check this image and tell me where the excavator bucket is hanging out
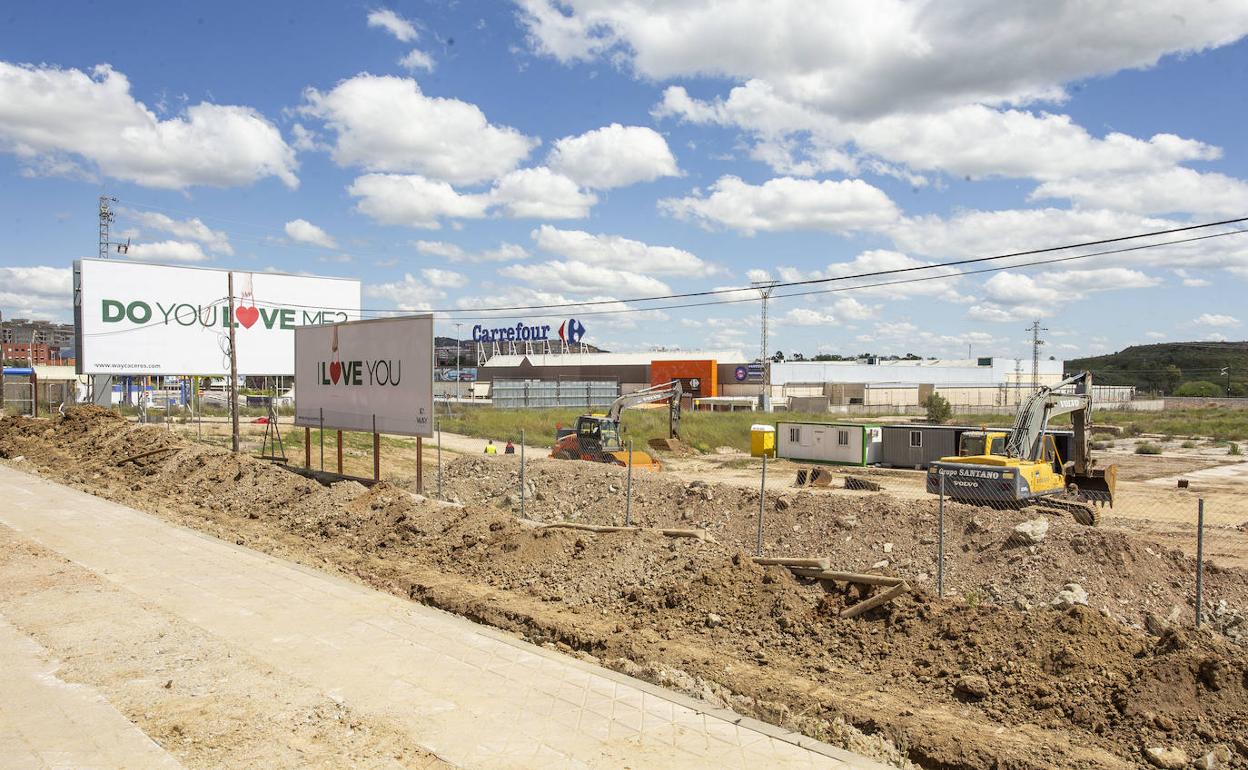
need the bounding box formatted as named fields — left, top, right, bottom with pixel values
left=611, top=450, right=663, bottom=471
left=1069, top=464, right=1116, bottom=507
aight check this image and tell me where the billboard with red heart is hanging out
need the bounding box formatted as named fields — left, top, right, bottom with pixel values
left=75, top=259, right=361, bottom=375
left=293, top=315, right=434, bottom=438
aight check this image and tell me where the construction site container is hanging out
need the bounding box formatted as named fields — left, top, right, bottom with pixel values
left=776, top=422, right=882, bottom=466
left=879, top=425, right=967, bottom=469
left=750, top=424, right=775, bottom=457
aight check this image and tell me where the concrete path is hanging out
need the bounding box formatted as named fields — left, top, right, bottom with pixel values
left=0, top=614, right=185, bottom=770
left=0, top=465, right=889, bottom=770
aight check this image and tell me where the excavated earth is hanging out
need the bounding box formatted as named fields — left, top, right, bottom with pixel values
left=3, top=408, right=1248, bottom=770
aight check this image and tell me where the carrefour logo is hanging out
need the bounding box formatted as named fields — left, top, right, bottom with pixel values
left=470, top=318, right=586, bottom=344
left=101, top=299, right=347, bottom=330
left=318, top=358, right=402, bottom=386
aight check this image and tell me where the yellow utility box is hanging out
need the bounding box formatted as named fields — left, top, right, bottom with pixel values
left=750, top=424, right=776, bottom=457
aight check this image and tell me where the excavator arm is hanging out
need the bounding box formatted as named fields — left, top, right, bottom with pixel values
left=606, top=380, right=683, bottom=438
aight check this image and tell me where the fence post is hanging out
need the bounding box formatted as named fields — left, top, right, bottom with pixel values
left=625, top=440, right=633, bottom=526
left=938, top=472, right=946, bottom=599
left=519, top=428, right=526, bottom=519
left=757, top=453, right=767, bottom=556
left=1196, top=498, right=1205, bottom=627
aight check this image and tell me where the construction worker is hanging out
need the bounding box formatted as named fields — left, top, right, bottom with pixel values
left=504, top=440, right=515, bottom=455
left=484, top=440, right=497, bottom=455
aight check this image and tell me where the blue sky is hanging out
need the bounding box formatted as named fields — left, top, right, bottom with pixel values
left=3, top=1, right=1248, bottom=361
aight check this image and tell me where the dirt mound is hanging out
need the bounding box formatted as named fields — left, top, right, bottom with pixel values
left=4, top=409, right=1248, bottom=770
left=442, top=454, right=1248, bottom=642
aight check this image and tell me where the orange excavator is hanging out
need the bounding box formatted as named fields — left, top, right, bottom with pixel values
left=550, top=381, right=682, bottom=470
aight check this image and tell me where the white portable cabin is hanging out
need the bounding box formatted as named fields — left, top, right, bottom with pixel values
left=776, top=422, right=882, bottom=466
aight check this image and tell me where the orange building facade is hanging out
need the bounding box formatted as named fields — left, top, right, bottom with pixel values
left=650, top=359, right=717, bottom=398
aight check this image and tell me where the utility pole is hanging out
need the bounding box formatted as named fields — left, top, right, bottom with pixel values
left=454, top=321, right=463, bottom=406
left=751, top=279, right=779, bottom=412
left=1223, top=366, right=1231, bottom=397
left=1027, top=319, right=1048, bottom=391
left=1013, top=358, right=1022, bottom=405
left=228, top=272, right=240, bottom=453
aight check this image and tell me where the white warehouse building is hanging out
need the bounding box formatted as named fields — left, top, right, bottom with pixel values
left=763, top=357, right=1131, bottom=412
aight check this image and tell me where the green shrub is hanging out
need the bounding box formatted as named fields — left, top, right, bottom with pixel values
left=1173, top=380, right=1224, bottom=398
left=1231, top=442, right=1243, bottom=456
left=923, top=393, right=953, bottom=424
left=1134, top=442, right=1162, bottom=455
left=1181, top=440, right=1197, bottom=448
left=1124, top=422, right=1144, bottom=437
left=1090, top=440, right=1109, bottom=450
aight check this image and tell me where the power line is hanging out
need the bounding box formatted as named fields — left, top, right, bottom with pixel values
left=113, top=204, right=1248, bottom=315
left=233, top=226, right=1248, bottom=320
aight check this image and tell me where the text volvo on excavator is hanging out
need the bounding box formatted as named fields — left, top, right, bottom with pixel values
left=926, top=371, right=1116, bottom=525
left=550, top=380, right=682, bottom=470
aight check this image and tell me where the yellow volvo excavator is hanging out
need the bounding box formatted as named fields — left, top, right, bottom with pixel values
left=550, top=381, right=682, bottom=470
left=926, top=371, right=1116, bottom=525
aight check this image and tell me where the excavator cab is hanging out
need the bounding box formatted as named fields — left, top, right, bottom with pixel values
left=575, top=416, right=621, bottom=453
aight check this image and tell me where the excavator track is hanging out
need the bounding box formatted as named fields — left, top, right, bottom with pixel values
left=1032, top=497, right=1100, bottom=527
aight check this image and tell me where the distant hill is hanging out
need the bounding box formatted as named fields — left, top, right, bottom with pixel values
left=1066, top=341, right=1248, bottom=396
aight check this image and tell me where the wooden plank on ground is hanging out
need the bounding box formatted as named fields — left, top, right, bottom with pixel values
left=788, top=568, right=903, bottom=586
left=840, top=581, right=910, bottom=619
left=753, top=557, right=831, bottom=570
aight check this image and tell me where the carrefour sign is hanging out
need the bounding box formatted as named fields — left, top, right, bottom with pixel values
left=74, top=259, right=360, bottom=375
left=472, top=318, right=586, bottom=344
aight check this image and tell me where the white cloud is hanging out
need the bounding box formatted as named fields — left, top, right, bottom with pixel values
left=317, top=254, right=353, bottom=264
left=978, top=268, right=1159, bottom=316
left=364, top=273, right=445, bottom=311
left=501, top=260, right=670, bottom=296
left=775, top=250, right=965, bottom=301
left=519, top=1, right=1248, bottom=118
left=781, top=307, right=836, bottom=326
left=966, top=304, right=1036, bottom=323
left=531, top=225, right=718, bottom=276
left=125, top=240, right=210, bottom=263
left=0, top=266, right=72, bottom=320
left=453, top=286, right=662, bottom=329
left=284, top=218, right=338, bottom=249
left=1031, top=167, right=1248, bottom=216
left=546, top=124, right=679, bottom=188
left=421, top=267, right=468, bottom=288
left=488, top=167, right=596, bottom=219
left=1193, top=313, right=1241, bottom=328
left=660, top=175, right=899, bottom=234
left=660, top=85, right=1224, bottom=192
left=302, top=74, right=537, bottom=185
left=399, top=49, right=435, bottom=72
left=0, top=62, right=297, bottom=189
left=118, top=208, right=233, bottom=255
left=348, top=173, right=489, bottom=228
left=367, top=9, right=418, bottom=42
left=833, top=297, right=874, bottom=320
left=1145, top=331, right=1167, bottom=339
left=414, top=240, right=530, bottom=263
left=349, top=168, right=596, bottom=228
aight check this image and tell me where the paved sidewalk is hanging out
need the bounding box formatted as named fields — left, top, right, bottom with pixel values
left=0, top=465, right=889, bottom=769
left=0, top=614, right=184, bottom=770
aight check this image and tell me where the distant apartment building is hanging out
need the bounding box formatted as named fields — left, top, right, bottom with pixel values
left=0, top=315, right=76, bottom=366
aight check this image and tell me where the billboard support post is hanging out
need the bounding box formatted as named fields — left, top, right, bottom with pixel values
left=373, top=414, right=380, bottom=482
left=319, top=409, right=324, bottom=472
left=336, top=430, right=343, bottom=475
left=416, top=437, right=423, bottom=493
left=304, top=427, right=311, bottom=469
left=228, top=272, right=240, bottom=453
